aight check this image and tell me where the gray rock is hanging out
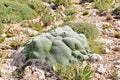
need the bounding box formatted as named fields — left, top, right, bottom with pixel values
left=0, top=78, right=4, bottom=80
left=112, top=46, right=120, bottom=51
left=11, top=53, right=26, bottom=67
left=27, top=28, right=39, bottom=36
left=117, top=70, right=120, bottom=78
left=97, top=64, right=106, bottom=74
left=90, top=54, right=103, bottom=62
left=94, top=73, right=101, bottom=79
left=113, top=60, right=120, bottom=68
left=23, top=66, right=45, bottom=80
left=23, top=59, right=53, bottom=72
left=102, top=48, right=111, bottom=54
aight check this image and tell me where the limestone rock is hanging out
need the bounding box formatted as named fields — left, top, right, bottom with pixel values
left=23, top=66, right=45, bottom=80
left=90, top=54, right=103, bottom=62
left=97, top=64, right=106, bottom=74
left=117, top=70, right=120, bottom=78
left=11, top=53, right=26, bottom=67
left=112, top=46, right=120, bottom=51
left=102, top=48, right=111, bottom=54
left=0, top=78, right=4, bottom=80
left=113, top=59, right=120, bottom=68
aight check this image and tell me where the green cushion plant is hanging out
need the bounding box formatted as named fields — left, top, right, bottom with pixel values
left=23, top=26, right=92, bottom=65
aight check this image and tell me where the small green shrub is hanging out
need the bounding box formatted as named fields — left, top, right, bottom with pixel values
left=21, top=21, right=43, bottom=32
left=0, top=37, right=5, bottom=43
left=10, top=41, right=20, bottom=49
left=112, top=6, right=120, bottom=17
left=64, top=15, right=74, bottom=22
left=82, top=10, right=89, bottom=15
left=109, top=69, right=120, bottom=80
left=28, top=0, right=43, bottom=13
left=80, top=0, right=95, bottom=3
left=29, top=22, right=43, bottom=32
left=8, top=0, right=29, bottom=3
left=54, top=62, right=92, bottom=80
left=12, top=68, right=24, bottom=78
left=60, top=22, right=99, bottom=40
left=28, top=1, right=38, bottom=10
left=54, top=0, right=72, bottom=7
left=6, top=32, right=15, bottom=37
left=102, top=24, right=111, bottom=29
left=63, top=9, right=76, bottom=16
left=42, top=0, right=53, bottom=3
left=0, top=51, right=3, bottom=58
left=94, top=0, right=115, bottom=12
left=81, top=3, right=88, bottom=7
left=0, top=25, right=3, bottom=35
left=0, top=70, right=1, bottom=77
left=89, top=40, right=103, bottom=54
left=21, top=21, right=30, bottom=27
left=40, top=5, right=54, bottom=26
left=0, top=1, right=37, bottom=23
left=114, top=32, right=120, bottom=38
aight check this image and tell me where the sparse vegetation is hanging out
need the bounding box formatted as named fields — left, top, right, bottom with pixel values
left=0, top=25, right=3, bottom=35
left=54, top=0, right=72, bottom=7
left=94, top=0, right=115, bottom=12
left=82, top=10, right=89, bottom=15
left=109, top=69, right=120, bottom=80
left=30, top=22, right=43, bottom=32
left=63, top=9, right=76, bottom=16
left=80, top=0, right=95, bottom=3
left=28, top=0, right=44, bottom=13
left=63, top=9, right=76, bottom=22
left=89, top=40, right=103, bottom=54
left=6, top=32, right=15, bottom=38
left=54, top=62, right=93, bottom=80
left=0, top=70, right=1, bottom=77
left=10, top=41, right=20, bottom=50
left=0, top=25, right=4, bottom=43
left=13, top=68, right=24, bottom=78
left=64, top=15, right=74, bottom=22
left=114, top=32, right=120, bottom=38
left=40, top=5, right=55, bottom=26
left=0, top=51, right=3, bottom=58
left=21, top=21, right=43, bottom=32
left=0, top=37, right=5, bottom=43
left=102, top=24, right=111, bottom=29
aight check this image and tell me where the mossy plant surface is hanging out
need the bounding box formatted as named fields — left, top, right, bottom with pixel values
left=23, top=26, right=92, bottom=65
